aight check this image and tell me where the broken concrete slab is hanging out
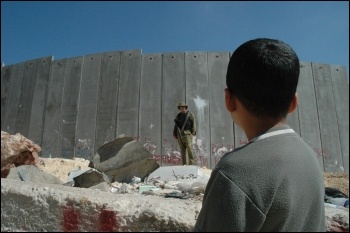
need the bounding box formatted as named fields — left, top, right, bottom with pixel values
left=97, top=136, right=135, bottom=163
left=103, top=158, right=159, bottom=184
left=147, top=165, right=202, bottom=181
left=67, top=169, right=90, bottom=183
left=1, top=178, right=202, bottom=232
left=92, top=138, right=159, bottom=183
left=73, top=168, right=110, bottom=188
left=6, top=165, right=64, bottom=185
left=89, top=181, right=111, bottom=192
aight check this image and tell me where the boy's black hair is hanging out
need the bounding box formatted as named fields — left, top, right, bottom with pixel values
left=226, top=38, right=300, bottom=119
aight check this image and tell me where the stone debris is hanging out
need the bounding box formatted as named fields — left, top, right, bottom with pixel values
left=1, top=131, right=349, bottom=232
left=1, top=131, right=41, bottom=178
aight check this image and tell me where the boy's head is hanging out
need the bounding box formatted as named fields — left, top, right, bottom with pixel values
left=226, top=38, right=300, bottom=119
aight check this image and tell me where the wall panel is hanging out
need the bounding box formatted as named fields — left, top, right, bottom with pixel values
left=28, top=56, right=53, bottom=146
left=75, top=54, right=102, bottom=159
left=139, top=54, right=162, bottom=162
left=330, top=65, right=349, bottom=172
left=116, top=50, right=141, bottom=138
left=41, top=59, right=67, bottom=157
left=58, top=57, right=83, bottom=159
left=1, top=65, right=12, bottom=129
left=185, top=52, right=210, bottom=168
left=95, top=51, right=121, bottom=150
left=162, top=52, right=186, bottom=166
left=208, top=52, right=233, bottom=168
left=2, top=63, right=24, bottom=134
left=313, top=63, right=343, bottom=172
left=15, top=59, right=39, bottom=137
left=297, top=62, right=323, bottom=169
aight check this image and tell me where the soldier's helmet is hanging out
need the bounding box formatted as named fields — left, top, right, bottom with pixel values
left=177, top=102, right=188, bottom=110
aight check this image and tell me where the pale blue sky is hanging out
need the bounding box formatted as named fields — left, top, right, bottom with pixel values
left=1, top=1, right=349, bottom=78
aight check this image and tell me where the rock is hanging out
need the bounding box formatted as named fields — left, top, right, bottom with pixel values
left=325, top=205, right=349, bottom=232
left=6, top=165, right=63, bottom=185
left=1, top=131, right=41, bottom=178
left=93, top=137, right=159, bottom=183
left=73, top=168, right=110, bottom=188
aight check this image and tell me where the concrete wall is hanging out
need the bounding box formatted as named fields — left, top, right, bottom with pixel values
left=1, top=50, right=349, bottom=172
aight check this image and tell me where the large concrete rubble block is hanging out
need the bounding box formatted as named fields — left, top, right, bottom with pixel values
left=1, top=131, right=41, bottom=178
left=6, top=165, right=63, bottom=185
left=103, top=158, right=159, bottom=184
left=92, top=137, right=159, bottom=183
left=97, top=136, right=134, bottom=162
left=1, top=178, right=348, bottom=232
left=1, top=178, right=201, bottom=232
left=73, top=168, right=110, bottom=188
left=148, top=165, right=202, bottom=181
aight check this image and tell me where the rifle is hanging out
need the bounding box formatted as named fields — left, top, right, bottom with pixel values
left=174, top=111, right=190, bottom=138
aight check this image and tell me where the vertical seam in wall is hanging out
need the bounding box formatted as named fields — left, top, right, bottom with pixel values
left=207, top=52, right=211, bottom=168
left=94, top=53, right=102, bottom=152
left=73, top=56, right=84, bottom=158
left=39, top=56, right=54, bottom=153
left=136, top=49, right=143, bottom=142
left=138, top=51, right=142, bottom=142
left=93, top=53, right=102, bottom=156
left=229, top=52, right=236, bottom=149
left=311, top=62, right=325, bottom=172
left=330, top=65, right=343, bottom=170
left=12, top=64, right=24, bottom=134
left=58, top=59, right=68, bottom=158
left=160, top=54, right=164, bottom=167
left=116, top=52, right=122, bottom=138
left=184, top=52, right=187, bottom=102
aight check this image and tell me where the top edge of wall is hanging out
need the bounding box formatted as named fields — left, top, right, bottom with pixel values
left=1, top=50, right=348, bottom=73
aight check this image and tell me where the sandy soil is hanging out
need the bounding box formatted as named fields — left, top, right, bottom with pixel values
left=36, top=157, right=349, bottom=197
left=37, top=157, right=91, bottom=183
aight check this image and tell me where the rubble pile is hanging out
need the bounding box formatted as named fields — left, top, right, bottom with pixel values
left=1, top=131, right=349, bottom=232
left=1, top=131, right=41, bottom=178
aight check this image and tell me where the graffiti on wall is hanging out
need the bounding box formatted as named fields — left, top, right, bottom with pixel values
left=313, top=147, right=344, bottom=171
left=192, top=95, right=209, bottom=167
left=211, top=140, right=234, bottom=165
left=75, top=139, right=92, bottom=158
left=162, top=138, right=182, bottom=165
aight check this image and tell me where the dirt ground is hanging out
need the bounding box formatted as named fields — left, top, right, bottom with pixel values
left=36, top=157, right=349, bottom=197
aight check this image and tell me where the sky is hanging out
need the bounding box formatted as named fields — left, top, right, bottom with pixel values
left=1, top=1, right=349, bottom=79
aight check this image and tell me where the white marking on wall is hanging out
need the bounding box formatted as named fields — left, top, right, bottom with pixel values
left=192, top=95, right=209, bottom=157
left=77, top=139, right=91, bottom=149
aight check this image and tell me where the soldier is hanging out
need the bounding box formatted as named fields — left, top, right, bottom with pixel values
left=173, top=102, right=197, bottom=165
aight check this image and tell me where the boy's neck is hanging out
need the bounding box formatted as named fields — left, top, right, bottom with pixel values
left=240, top=115, right=287, bottom=142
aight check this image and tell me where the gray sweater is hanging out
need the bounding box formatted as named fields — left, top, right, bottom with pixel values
left=193, top=124, right=325, bottom=232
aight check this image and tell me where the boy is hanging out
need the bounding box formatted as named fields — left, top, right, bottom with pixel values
left=193, top=38, right=325, bottom=231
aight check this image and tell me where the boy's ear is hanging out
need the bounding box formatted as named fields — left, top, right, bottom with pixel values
left=288, top=93, right=298, bottom=114
left=225, top=88, right=236, bottom=112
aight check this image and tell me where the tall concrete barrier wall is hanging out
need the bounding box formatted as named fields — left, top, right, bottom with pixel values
left=1, top=50, right=349, bottom=172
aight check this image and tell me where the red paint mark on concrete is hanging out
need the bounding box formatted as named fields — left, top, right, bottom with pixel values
left=62, top=206, right=80, bottom=232
left=99, top=209, right=118, bottom=232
